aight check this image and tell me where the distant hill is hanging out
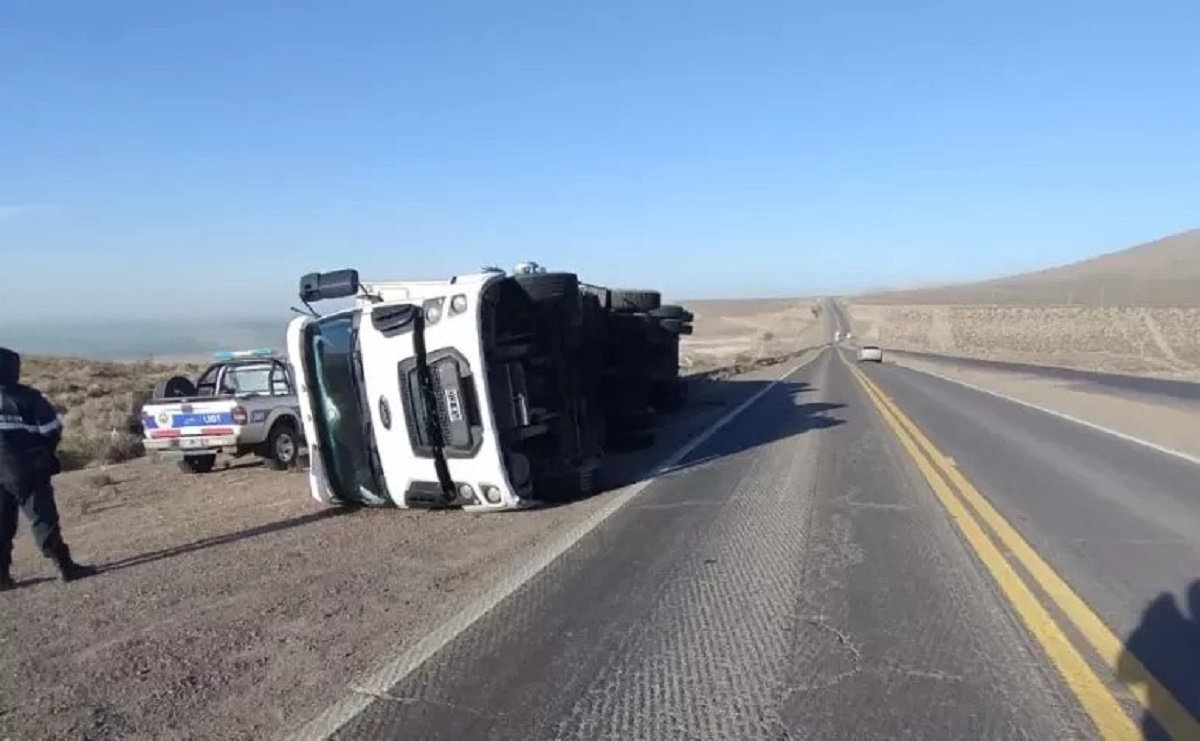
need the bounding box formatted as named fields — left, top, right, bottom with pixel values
left=855, top=229, right=1200, bottom=306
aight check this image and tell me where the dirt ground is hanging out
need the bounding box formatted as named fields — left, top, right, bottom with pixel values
left=679, top=298, right=822, bottom=372
left=0, top=345, right=824, bottom=741
left=888, top=353, right=1200, bottom=461
left=846, top=303, right=1200, bottom=381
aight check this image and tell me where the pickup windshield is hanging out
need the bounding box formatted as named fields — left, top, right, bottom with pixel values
left=304, top=312, right=389, bottom=505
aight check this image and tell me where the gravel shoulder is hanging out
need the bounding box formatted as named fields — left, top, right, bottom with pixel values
left=888, top=353, right=1200, bottom=460
left=0, top=354, right=820, bottom=741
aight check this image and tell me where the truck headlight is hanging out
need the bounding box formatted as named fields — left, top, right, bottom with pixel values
left=423, top=298, right=444, bottom=325
left=450, top=294, right=468, bottom=315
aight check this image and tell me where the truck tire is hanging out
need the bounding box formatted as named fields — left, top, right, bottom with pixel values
left=536, top=465, right=598, bottom=504
left=154, top=375, right=196, bottom=400
left=178, top=454, right=216, bottom=474
left=658, top=319, right=693, bottom=335
left=609, top=289, right=661, bottom=313
left=515, top=272, right=580, bottom=304
left=264, top=420, right=300, bottom=471
left=648, top=305, right=692, bottom=321
left=607, top=425, right=656, bottom=450
left=650, top=379, right=688, bottom=413
left=580, top=284, right=610, bottom=306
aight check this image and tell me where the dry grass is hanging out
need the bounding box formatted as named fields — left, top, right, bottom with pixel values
left=21, top=356, right=204, bottom=471
left=846, top=303, right=1200, bottom=379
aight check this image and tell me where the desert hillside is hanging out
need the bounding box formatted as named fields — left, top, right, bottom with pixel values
left=846, top=228, right=1200, bottom=379
left=857, top=228, right=1200, bottom=306
left=678, top=298, right=825, bottom=372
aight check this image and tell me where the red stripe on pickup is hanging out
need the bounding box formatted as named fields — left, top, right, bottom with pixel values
left=150, top=430, right=182, bottom=439
left=200, top=427, right=234, bottom=436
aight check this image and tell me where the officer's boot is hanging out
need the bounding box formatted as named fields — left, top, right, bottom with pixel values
left=0, top=551, right=13, bottom=591
left=49, top=541, right=97, bottom=583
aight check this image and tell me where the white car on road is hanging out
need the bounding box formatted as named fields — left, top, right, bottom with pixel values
left=857, top=345, right=883, bottom=363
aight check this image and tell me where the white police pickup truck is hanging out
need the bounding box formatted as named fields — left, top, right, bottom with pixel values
left=140, top=349, right=305, bottom=474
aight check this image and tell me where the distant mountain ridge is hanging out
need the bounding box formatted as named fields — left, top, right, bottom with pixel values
left=855, top=228, right=1200, bottom=306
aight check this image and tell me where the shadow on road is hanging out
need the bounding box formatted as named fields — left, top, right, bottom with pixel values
left=1117, top=580, right=1200, bottom=740
left=596, top=379, right=846, bottom=494
left=97, top=506, right=356, bottom=574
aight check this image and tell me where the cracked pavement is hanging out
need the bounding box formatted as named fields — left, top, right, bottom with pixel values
left=327, top=350, right=1095, bottom=740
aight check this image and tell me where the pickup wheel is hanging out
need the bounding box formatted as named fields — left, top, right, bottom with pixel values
left=264, top=420, right=300, bottom=471
left=178, top=454, right=216, bottom=474
left=154, top=375, right=196, bottom=400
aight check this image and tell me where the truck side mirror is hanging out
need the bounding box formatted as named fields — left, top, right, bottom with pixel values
left=300, top=269, right=360, bottom=302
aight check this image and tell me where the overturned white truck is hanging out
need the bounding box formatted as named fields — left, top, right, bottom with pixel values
left=286, top=263, right=693, bottom=512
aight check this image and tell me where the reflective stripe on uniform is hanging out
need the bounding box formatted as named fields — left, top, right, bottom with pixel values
left=0, top=415, right=62, bottom=435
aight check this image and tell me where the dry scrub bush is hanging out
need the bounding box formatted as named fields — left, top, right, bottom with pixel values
left=22, top=356, right=203, bottom=471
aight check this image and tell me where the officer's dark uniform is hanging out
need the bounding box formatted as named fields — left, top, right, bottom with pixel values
left=0, top=347, right=96, bottom=589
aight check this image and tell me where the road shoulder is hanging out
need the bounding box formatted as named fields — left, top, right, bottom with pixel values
left=888, top=353, right=1200, bottom=462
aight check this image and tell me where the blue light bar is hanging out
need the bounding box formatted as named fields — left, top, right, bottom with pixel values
left=214, top=348, right=276, bottom=360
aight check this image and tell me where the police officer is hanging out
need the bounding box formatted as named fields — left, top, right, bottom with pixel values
left=0, top=347, right=96, bottom=590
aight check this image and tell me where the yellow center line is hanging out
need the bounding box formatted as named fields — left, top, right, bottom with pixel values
left=840, top=353, right=1140, bottom=740
left=842, top=352, right=1199, bottom=740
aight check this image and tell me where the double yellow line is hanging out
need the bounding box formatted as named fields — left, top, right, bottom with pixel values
left=842, top=352, right=1197, bottom=741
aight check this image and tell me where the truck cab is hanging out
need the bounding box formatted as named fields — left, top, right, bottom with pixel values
left=289, top=267, right=607, bottom=512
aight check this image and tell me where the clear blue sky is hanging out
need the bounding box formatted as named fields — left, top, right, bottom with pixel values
left=2, top=0, right=1198, bottom=320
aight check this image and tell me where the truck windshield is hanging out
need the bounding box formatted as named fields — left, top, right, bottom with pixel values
left=304, top=313, right=389, bottom=505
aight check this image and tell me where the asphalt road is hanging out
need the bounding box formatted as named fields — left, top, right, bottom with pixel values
left=296, top=341, right=1200, bottom=740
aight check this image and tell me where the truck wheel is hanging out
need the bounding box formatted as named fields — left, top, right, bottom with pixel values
left=650, top=379, right=688, bottom=413
left=515, top=272, right=580, bottom=304
left=178, top=454, right=216, bottom=474
left=607, top=426, right=656, bottom=451
left=580, top=284, right=610, bottom=307
left=154, top=375, right=196, bottom=400
left=658, top=319, right=694, bottom=335
left=609, top=289, right=661, bottom=313
left=648, top=305, right=692, bottom=321
left=536, top=465, right=598, bottom=504
left=264, top=420, right=300, bottom=471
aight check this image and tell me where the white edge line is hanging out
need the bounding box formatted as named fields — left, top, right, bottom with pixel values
left=893, top=361, right=1200, bottom=468
left=290, top=348, right=827, bottom=741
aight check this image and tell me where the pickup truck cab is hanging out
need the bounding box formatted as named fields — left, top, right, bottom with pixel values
left=141, top=349, right=304, bottom=473
left=287, top=265, right=691, bottom=513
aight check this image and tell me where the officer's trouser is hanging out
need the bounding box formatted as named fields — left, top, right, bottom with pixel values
left=0, top=480, right=65, bottom=573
